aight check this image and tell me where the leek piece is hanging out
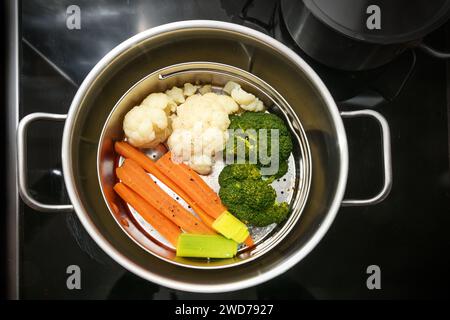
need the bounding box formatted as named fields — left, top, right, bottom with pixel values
left=212, top=211, right=249, bottom=243
left=176, top=234, right=238, bottom=258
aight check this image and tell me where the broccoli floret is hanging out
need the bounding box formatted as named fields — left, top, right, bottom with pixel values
left=219, top=175, right=290, bottom=227
left=257, top=133, right=293, bottom=163
left=219, top=121, right=292, bottom=228
left=250, top=202, right=290, bottom=227
left=219, top=180, right=276, bottom=223
left=278, top=135, right=293, bottom=161
left=261, top=160, right=289, bottom=180
left=230, top=112, right=289, bottom=136
left=228, top=111, right=293, bottom=163
left=218, top=163, right=261, bottom=187
left=273, top=160, right=289, bottom=179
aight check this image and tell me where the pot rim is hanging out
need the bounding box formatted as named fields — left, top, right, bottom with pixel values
left=61, top=20, right=349, bottom=293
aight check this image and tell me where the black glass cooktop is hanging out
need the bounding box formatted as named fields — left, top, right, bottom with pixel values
left=12, top=0, right=450, bottom=299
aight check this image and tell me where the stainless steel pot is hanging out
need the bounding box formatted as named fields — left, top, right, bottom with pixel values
left=17, top=20, right=392, bottom=293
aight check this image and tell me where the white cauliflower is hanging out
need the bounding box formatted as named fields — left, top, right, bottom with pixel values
left=240, top=98, right=265, bottom=112
left=123, top=105, right=171, bottom=148
left=166, top=128, right=193, bottom=161
left=165, top=86, right=185, bottom=104
left=198, top=84, right=212, bottom=95
left=196, top=126, right=227, bottom=155
left=173, top=94, right=230, bottom=131
left=231, top=87, right=256, bottom=105
left=167, top=125, right=226, bottom=175
left=223, top=81, right=265, bottom=112
left=216, top=94, right=240, bottom=114
left=183, top=83, right=199, bottom=96
left=122, top=81, right=266, bottom=174
left=168, top=93, right=231, bottom=174
left=189, top=154, right=213, bottom=175
left=223, top=81, right=240, bottom=95
left=141, top=92, right=176, bottom=114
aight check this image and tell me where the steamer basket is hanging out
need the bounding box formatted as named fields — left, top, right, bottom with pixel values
left=97, top=62, right=312, bottom=269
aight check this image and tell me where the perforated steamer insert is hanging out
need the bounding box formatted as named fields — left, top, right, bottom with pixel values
left=97, top=62, right=312, bottom=269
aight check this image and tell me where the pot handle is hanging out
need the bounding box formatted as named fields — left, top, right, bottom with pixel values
left=340, top=109, right=392, bottom=206
left=17, top=112, right=74, bottom=212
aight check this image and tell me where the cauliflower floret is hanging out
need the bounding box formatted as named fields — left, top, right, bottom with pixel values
left=198, top=84, right=212, bottom=95
left=183, top=83, right=199, bottom=97
left=223, top=81, right=241, bottom=95
left=240, top=98, right=265, bottom=112
left=174, top=94, right=230, bottom=131
left=141, top=92, right=176, bottom=114
left=123, top=105, right=171, bottom=148
left=216, top=95, right=240, bottom=114
left=167, top=125, right=226, bottom=168
left=231, top=86, right=256, bottom=105
left=189, top=154, right=213, bottom=175
left=200, top=92, right=239, bottom=114
left=198, top=127, right=227, bottom=155
left=123, top=81, right=268, bottom=175
left=167, top=128, right=193, bottom=161
left=223, top=81, right=264, bottom=111
left=168, top=93, right=232, bottom=174
left=165, top=86, right=185, bottom=104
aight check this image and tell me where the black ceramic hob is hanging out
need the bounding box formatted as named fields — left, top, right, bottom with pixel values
left=3, top=0, right=450, bottom=299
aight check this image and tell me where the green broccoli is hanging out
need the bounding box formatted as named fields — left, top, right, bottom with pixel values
left=218, top=163, right=261, bottom=187
left=261, top=159, right=289, bottom=181
left=219, top=180, right=276, bottom=224
left=227, top=112, right=293, bottom=164
left=274, top=160, right=289, bottom=179
left=229, top=112, right=290, bottom=136
left=250, top=202, right=290, bottom=227
left=219, top=112, right=292, bottom=226
left=218, top=165, right=290, bottom=227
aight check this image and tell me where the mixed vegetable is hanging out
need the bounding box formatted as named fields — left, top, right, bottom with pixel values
left=114, top=81, right=294, bottom=260
left=227, top=111, right=293, bottom=177
left=219, top=164, right=289, bottom=227
left=114, top=142, right=252, bottom=250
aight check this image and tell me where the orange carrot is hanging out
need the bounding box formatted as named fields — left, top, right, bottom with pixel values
left=115, top=141, right=217, bottom=228
left=160, top=152, right=224, bottom=207
left=115, top=141, right=162, bottom=176
left=156, top=153, right=226, bottom=218
left=115, top=142, right=226, bottom=220
left=189, top=206, right=216, bottom=229
left=244, top=236, right=254, bottom=248
left=113, top=182, right=181, bottom=247
left=116, top=159, right=214, bottom=235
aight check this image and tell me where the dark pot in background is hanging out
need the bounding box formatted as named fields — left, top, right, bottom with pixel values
left=281, top=0, right=450, bottom=70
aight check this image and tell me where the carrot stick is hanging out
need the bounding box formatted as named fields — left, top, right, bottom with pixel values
left=117, top=159, right=214, bottom=235
left=190, top=206, right=216, bottom=229
left=113, top=183, right=181, bottom=247
left=244, top=236, right=254, bottom=248
left=156, top=153, right=226, bottom=218
left=115, top=142, right=216, bottom=228
left=160, top=152, right=224, bottom=207
left=157, top=160, right=222, bottom=218
left=116, top=141, right=225, bottom=219
left=115, top=141, right=162, bottom=176
left=115, top=142, right=253, bottom=243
